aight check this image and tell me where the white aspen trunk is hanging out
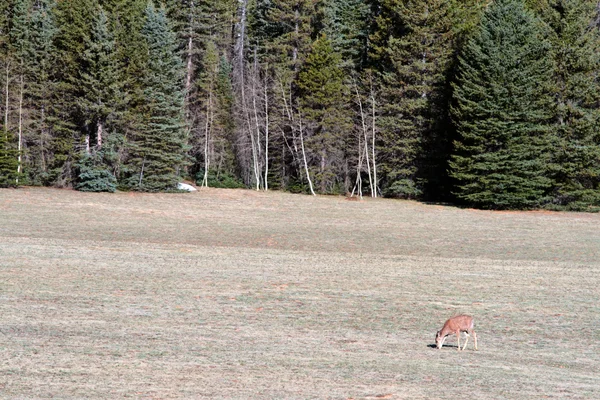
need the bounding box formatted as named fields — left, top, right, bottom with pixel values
left=298, top=114, right=315, bottom=196
left=202, top=87, right=212, bottom=187
left=97, top=120, right=103, bottom=149
left=264, top=72, right=269, bottom=191
left=85, top=134, right=90, bottom=155
left=251, top=56, right=262, bottom=190
left=242, top=74, right=260, bottom=190
left=4, top=62, right=9, bottom=139
left=422, top=51, right=427, bottom=98
left=278, top=78, right=300, bottom=163
left=185, top=0, right=195, bottom=103
left=185, top=35, right=194, bottom=99
left=40, top=104, right=46, bottom=171
left=352, top=129, right=363, bottom=199
left=16, top=74, right=23, bottom=183
left=138, top=156, right=146, bottom=187
left=371, top=87, right=378, bottom=198
left=354, top=81, right=373, bottom=197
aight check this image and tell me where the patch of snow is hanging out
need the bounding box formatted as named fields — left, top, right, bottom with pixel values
left=177, top=182, right=197, bottom=192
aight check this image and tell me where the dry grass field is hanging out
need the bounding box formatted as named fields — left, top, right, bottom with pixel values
left=1, top=187, right=599, bottom=399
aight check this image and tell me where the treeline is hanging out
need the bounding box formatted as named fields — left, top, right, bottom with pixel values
left=1, top=0, right=600, bottom=210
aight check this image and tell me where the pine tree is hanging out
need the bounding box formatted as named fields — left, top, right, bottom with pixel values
left=319, top=0, right=370, bottom=70
left=72, top=8, right=123, bottom=191
left=372, top=0, right=454, bottom=199
left=542, top=0, right=600, bottom=210
left=5, top=0, right=31, bottom=185
left=51, top=0, right=97, bottom=186
left=25, top=0, right=58, bottom=184
left=77, top=8, right=121, bottom=152
left=297, top=34, right=352, bottom=193
left=450, top=0, right=554, bottom=209
left=124, top=2, right=187, bottom=192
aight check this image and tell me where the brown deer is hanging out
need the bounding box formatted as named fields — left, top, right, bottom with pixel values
left=435, top=315, right=478, bottom=351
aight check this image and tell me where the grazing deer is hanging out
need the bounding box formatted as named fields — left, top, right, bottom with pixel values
left=435, top=315, right=477, bottom=351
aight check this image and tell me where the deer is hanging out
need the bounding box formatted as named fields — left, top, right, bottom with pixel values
left=435, top=315, right=478, bottom=351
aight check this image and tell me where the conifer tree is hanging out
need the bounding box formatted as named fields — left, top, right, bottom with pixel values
left=124, top=2, right=187, bottom=192
left=372, top=0, right=454, bottom=199
left=6, top=0, right=31, bottom=185
left=25, top=0, right=58, bottom=184
left=319, top=0, right=370, bottom=70
left=77, top=9, right=121, bottom=152
left=51, top=0, right=97, bottom=186
left=297, top=34, right=352, bottom=193
left=0, top=130, right=20, bottom=187
left=450, top=0, right=554, bottom=209
left=72, top=8, right=122, bottom=191
left=543, top=0, right=600, bottom=209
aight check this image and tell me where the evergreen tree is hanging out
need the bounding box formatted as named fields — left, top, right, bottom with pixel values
left=124, top=2, right=187, bottom=192
left=5, top=0, right=31, bottom=185
left=319, top=0, right=370, bottom=70
left=77, top=8, right=122, bottom=152
left=373, top=0, right=454, bottom=199
left=297, top=34, right=352, bottom=193
left=245, top=0, right=319, bottom=191
left=74, top=151, right=117, bottom=192
left=0, top=131, right=20, bottom=187
left=25, top=0, right=58, bottom=184
left=450, top=0, right=554, bottom=209
left=543, top=0, right=600, bottom=210
left=51, top=0, right=97, bottom=186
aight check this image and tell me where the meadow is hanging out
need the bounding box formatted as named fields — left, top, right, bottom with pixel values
left=1, top=187, right=599, bottom=399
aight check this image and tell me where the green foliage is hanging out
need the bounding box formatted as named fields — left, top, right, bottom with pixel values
left=318, top=0, right=370, bottom=69
left=450, top=0, right=554, bottom=209
left=195, top=169, right=245, bottom=189
left=297, top=34, right=352, bottom=193
left=0, top=132, right=21, bottom=187
left=74, top=152, right=117, bottom=192
left=25, top=0, right=58, bottom=185
left=77, top=8, right=123, bottom=148
left=123, top=2, right=188, bottom=192
left=541, top=0, right=600, bottom=208
left=373, top=0, right=455, bottom=199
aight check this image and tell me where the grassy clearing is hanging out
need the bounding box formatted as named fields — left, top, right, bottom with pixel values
left=1, top=187, right=599, bottom=399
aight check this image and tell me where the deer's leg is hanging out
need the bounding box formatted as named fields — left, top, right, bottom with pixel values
left=456, top=330, right=461, bottom=351
left=462, top=332, right=469, bottom=351
left=473, top=331, right=478, bottom=350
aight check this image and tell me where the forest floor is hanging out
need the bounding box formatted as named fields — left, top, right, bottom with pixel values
left=1, top=187, right=599, bottom=399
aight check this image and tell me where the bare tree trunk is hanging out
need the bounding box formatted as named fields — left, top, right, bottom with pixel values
left=138, top=156, right=146, bottom=187
left=354, top=80, right=373, bottom=197
left=278, top=76, right=300, bottom=172
left=17, top=74, right=23, bottom=183
left=85, top=133, right=90, bottom=155
left=298, top=113, right=315, bottom=196
left=40, top=104, right=47, bottom=172
left=352, top=127, right=364, bottom=199
left=202, top=88, right=212, bottom=187
left=251, top=55, right=263, bottom=190
left=4, top=61, right=9, bottom=139
left=371, top=84, right=378, bottom=198
left=185, top=0, right=195, bottom=103
left=97, top=120, right=103, bottom=149
left=264, top=71, right=269, bottom=191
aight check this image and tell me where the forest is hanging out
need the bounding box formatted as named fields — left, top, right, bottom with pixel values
left=1, top=0, right=600, bottom=210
